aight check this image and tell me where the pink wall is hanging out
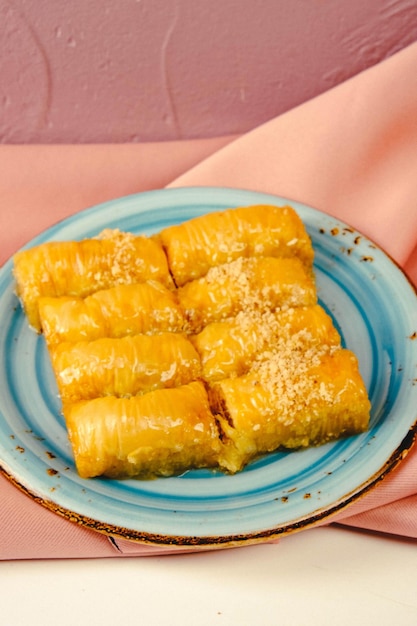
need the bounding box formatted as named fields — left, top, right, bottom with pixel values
left=1, top=0, right=417, bottom=144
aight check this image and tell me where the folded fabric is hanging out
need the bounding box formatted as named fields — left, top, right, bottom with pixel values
left=1, top=42, right=416, bottom=560
left=0, top=136, right=236, bottom=267
left=169, top=42, right=417, bottom=286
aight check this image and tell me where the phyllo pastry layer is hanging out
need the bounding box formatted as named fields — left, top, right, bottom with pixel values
left=177, top=256, right=317, bottom=333
left=50, top=332, right=202, bottom=404
left=210, top=347, right=371, bottom=473
left=157, top=204, right=314, bottom=287
left=13, top=229, right=173, bottom=331
left=191, top=304, right=341, bottom=382
left=39, top=280, right=185, bottom=346
left=64, top=381, right=222, bottom=479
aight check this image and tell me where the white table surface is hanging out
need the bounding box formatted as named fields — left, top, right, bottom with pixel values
left=1, top=525, right=416, bottom=626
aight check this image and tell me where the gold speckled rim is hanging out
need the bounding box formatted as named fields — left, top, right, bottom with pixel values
left=2, top=422, right=416, bottom=548
left=1, top=187, right=416, bottom=548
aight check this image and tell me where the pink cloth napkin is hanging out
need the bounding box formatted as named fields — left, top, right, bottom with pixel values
left=1, top=43, right=417, bottom=560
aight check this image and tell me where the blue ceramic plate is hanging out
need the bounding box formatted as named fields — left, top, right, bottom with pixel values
left=1, top=187, right=416, bottom=547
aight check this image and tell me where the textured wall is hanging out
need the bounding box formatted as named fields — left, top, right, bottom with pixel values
left=1, top=0, right=417, bottom=143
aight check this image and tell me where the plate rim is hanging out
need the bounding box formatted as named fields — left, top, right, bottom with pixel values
left=1, top=423, right=416, bottom=547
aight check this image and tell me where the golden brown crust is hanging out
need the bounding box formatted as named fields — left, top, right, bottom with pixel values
left=64, top=381, right=222, bottom=479
left=39, top=281, right=185, bottom=346
left=13, top=230, right=173, bottom=331
left=12, top=205, right=371, bottom=480
left=177, top=256, right=317, bottom=333
left=210, top=348, right=371, bottom=473
left=158, top=204, right=314, bottom=287
left=50, top=332, right=202, bottom=403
